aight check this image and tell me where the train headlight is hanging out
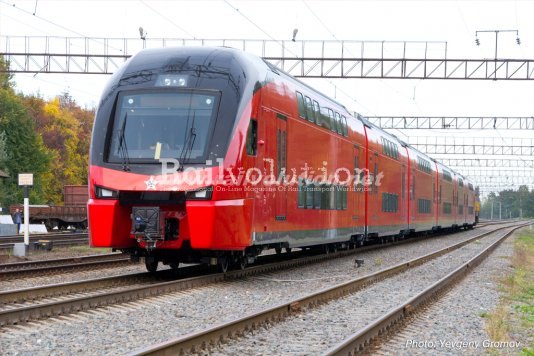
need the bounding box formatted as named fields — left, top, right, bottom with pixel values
left=95, top=186, right=119, bottom=199
left=155, top=74, right=188, bottom=87
left=186, top=186, right=213, bottom=200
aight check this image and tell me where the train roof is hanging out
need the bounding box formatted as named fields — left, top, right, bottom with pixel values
left=262, top=59, right=352, bottom=115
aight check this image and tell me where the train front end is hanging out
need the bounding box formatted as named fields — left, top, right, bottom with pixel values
left=88, top=47, right=258, bottom=270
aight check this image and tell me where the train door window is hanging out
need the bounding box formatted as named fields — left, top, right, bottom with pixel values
left=439, top=185, right=442, bottom=203
left=374, top=163, right=378, bottom=194
left=335, top=112, right=343, bottom=134
left=432, top=182, right=436, bottom=202
left=328, top=109, right=336, bottom=132
left=306, top=181, right=314, bottom=209
left=313, top=100, right=321, bottom=125
left=342, top=116, right=348, bottom=136
left=304, top=96, right=314, bottom=122
left=410, top=174, right=415, bottom=200
left=246, top=119, right=257, bottom=156
left=401, top=167, right=405, bottom=199
left=341, top=186, right=347, bottom=210
left=296, top=92, right=306, bottom=119
left=335, top=186, right=343, bottom=210
left=354, top=156, right=360, bottom=192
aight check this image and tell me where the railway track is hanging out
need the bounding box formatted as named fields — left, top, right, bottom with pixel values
left=0, top=222, right=520, bottom=333
left=0, top=253, right=131, bottom=280
left=128, top=221, right=531, bottom=355
left=0, top=232, right=89, bottom=250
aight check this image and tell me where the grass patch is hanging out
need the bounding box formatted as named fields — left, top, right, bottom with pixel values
left=61, top=245, right=111, bottom=254
left=484, top=226, right=534, bottom=353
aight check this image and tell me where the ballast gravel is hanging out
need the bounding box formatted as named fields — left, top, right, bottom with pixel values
left=211, top=225, right=523, bottom=355
left=0, top=223, right=523, bottom=355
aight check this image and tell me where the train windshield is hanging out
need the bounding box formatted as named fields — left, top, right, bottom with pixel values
left=107, top=91, right=219, bottom=164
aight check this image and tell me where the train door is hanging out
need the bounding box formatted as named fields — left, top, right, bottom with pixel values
left=275, top=113, right=287, bottom=220
left=353, top=146, right=364, bottom=222
left=410, top=167, right=416, bottom=230
left=252, top=106, right=271, bottom=232
left=401, top=165, right=407, bottom=225
left=464, top=191, right=468, bottom=224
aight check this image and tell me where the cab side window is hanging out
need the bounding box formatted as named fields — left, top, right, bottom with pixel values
left=246, top=119, right=258, bottom=156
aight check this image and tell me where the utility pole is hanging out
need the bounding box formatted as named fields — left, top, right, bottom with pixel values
left=475, top=29, right=520, bottom=80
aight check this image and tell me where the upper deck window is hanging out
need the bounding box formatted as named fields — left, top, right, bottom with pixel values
left=296, top=92, right=306, bottom=118
left=382, top=137, right=400, bottom=160
left=443, top=170, right=453, bottom=182
left=417, top=156, right=431, bottom=173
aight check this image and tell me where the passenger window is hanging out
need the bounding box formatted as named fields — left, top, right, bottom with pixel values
left=313, top=100, right=321, bottom=125
left=335, top=112, right=342, bottom=134
left=304, top=96, right=314, bottom=122
left=342, top=116, right=348, bottom=136
left=296, top=92, right=306, bottom=119
left=319, top=108, right=327, bottom=129
left=298, top=179, right=306, bottom=208
left=245, top=119, right=257, bottom=156
left=306, top=181, right=314, bottom=209
left=313, top=183, right=321, bottom=209
left=328, top=109, right=336, bottom=132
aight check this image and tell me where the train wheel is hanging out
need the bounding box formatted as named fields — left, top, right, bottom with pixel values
left=285, top=248, right=292, bottom=253
left=275, top=247, right=282, bottom=255
left=236, top=252, right=247, bottom=270
left=169, top=262, right=179, bottom=271
left=239, top=257, right=247, bottom=270
left=219, top=257, right=229, bottom=273
left=145, top=256, right=158, bottom=273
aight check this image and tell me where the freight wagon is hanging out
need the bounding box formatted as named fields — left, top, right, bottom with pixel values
left=10, top=185, right=88, bottom=230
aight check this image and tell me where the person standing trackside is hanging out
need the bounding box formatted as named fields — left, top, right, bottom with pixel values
left=13, top=209, right=22, bottom=234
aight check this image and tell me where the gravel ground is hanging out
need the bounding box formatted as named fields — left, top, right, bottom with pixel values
left=372, top=228, right=528, bottom=356
left=0, top=263, right=149, bottom=292
left=209, top=225, right=522, bottom=355
left=0, top=224, right=521, bottom=355
left=0, top=245, right=111, bottom=264
left=0, top=225, right=498, bottom=293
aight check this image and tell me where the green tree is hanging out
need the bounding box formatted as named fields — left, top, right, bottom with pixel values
left=22, top=94, right=93, bottom=204
left=0, top=89, right=50, bottom=207
left=0, top=56, right=14, bottom=90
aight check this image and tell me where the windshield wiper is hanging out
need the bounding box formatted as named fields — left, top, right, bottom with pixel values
left=177, top=113, right=196, bottom=172
left=117, top=112, right=131, bottom=172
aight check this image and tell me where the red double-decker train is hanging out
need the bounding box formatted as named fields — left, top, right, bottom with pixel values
left=89, top=47, right=477, bottom=272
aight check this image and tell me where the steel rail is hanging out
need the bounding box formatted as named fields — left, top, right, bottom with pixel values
left=0, top=253, right=131, bottom=280
left=129, top=221, right=530, bottom=356
left=0, top=223, right=500, bottom=328
left=0, top=232, right=88, bottom=243
left=0, top=237, right=89, bottom=250
left=324, top=222, right=530, bottom=355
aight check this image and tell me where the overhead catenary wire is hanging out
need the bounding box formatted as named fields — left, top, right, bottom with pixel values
left=1, top=0, right=123, bottom=52
left=138, top=0, right=196, bottom=39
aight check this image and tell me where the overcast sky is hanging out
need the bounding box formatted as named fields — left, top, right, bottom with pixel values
left=1, top=0, right=533, bottom=195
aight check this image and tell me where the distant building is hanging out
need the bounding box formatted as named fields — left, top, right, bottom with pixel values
left=0, top=170, right=8, bottom=179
